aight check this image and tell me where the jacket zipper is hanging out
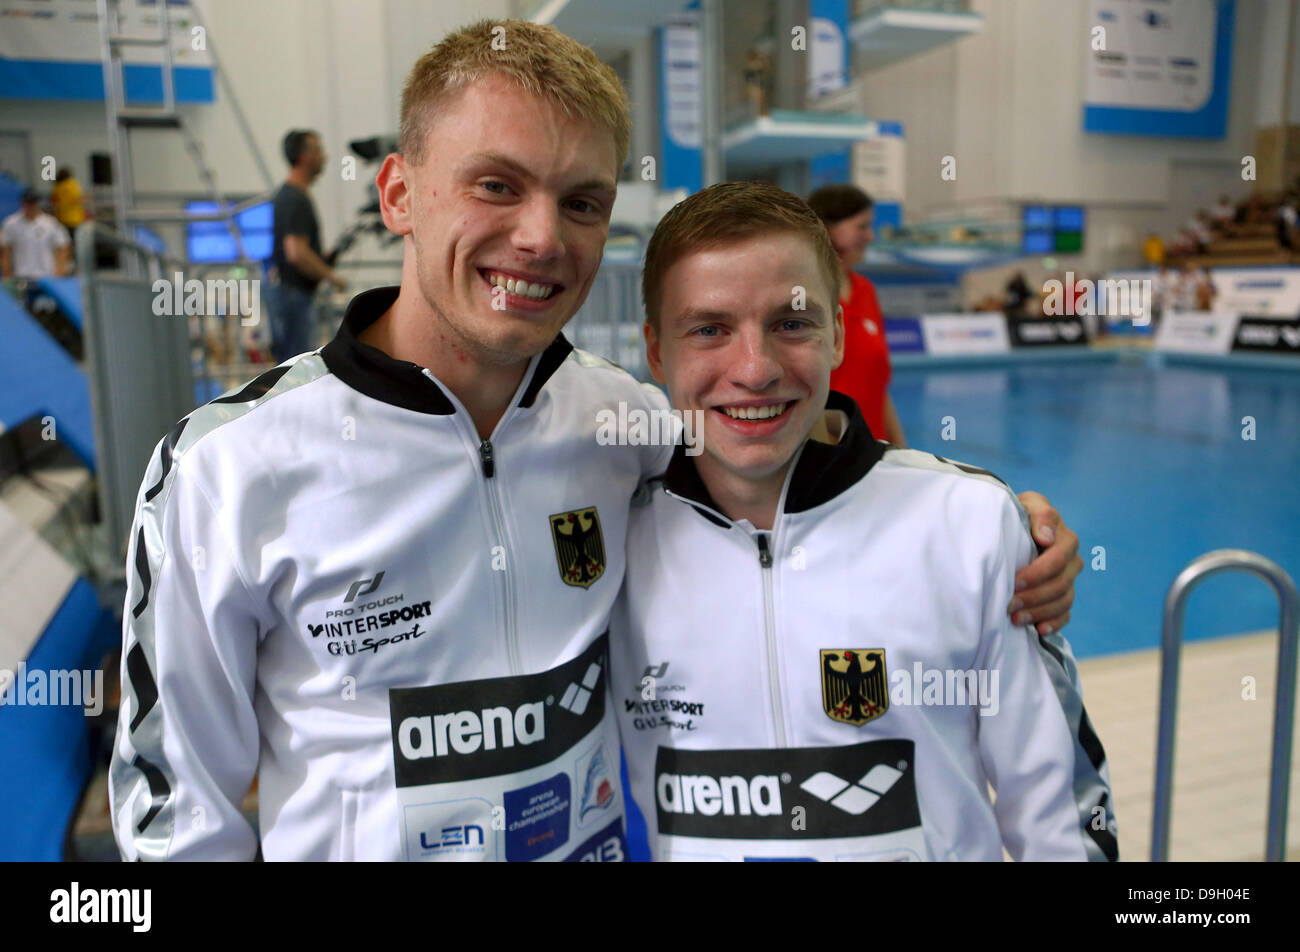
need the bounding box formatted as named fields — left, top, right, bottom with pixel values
left=759, top=443, right=806, bottom=749
left=659, top=489, right=790, bottom=747
left=755, top=532, right=787, bottom=748
left=661, top=441, right=805, bottom=748
left=478, top=437, right=520, bottom=676
left=423, top=367, right=522, bottom=677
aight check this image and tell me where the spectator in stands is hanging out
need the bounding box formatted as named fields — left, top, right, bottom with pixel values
left=1187, top=210, right=1213, bottom=252
left=1170, top=226, right=1199, bottom=258
left=1170, top=264, right=1196, bottom=311
left=807, top=183, right=906, bottom=446
left=1142, top=230, right=1165, bottom=266
left=1235, top=194, right=1264, bottom=228
left=51, top=167, right=87, bottom=245
left=1152, top=264, right=1172, bottom=323
left=1, top=189, right=71, bottom=279
left=1210, top=194, right=1235, bottom=229
left=1276, top=190, right=1297, bottom=251
left=1004, top=270, right=1032, bottom=317
left=1193, top=268, right=1217, bottom=311
left=1171, top=262, right=1214, bottom=311
left=268, top=129, right=347, bottom=363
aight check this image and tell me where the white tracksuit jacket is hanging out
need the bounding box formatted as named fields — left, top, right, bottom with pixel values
left=109, top=285, right=671, bottom=861
left=611, top=393, right=1118, bottom=862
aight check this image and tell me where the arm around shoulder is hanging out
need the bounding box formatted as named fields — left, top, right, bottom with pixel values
left=974, top=492, right=1118, bottom=861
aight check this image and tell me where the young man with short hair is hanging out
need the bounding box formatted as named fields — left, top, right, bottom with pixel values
left=612, top=182, right=1116, bottom=862
left=111, top=21, right=1082, bottom=862
left=111, top=20, right=666, bottom=863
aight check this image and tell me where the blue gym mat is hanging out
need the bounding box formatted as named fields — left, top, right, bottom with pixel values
left=0, top=578, right=118, bottom=861
left=36, top=276, right=84, bottom=330
left=0, top=284, right=95, bottom=467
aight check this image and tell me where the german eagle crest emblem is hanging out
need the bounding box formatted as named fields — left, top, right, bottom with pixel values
left=550, top=507, right=606, bottom=589
left=820, top=649, right=889, bottom=726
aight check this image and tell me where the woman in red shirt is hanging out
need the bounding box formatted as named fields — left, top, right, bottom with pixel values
left=805, top=184, right=1084, bottom=637
left=808, top=184, right=906, bottom=446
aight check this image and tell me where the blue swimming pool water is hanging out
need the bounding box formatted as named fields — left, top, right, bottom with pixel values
left=890, top=353, right=1300, bottom=660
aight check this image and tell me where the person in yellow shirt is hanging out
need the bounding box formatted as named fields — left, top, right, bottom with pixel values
left=51, top=167, right=87, bottom=240
left=1141, top=231, right=1165, bottom=266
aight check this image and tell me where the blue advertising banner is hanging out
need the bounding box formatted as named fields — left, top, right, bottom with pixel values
left=884, top=317, right=926, bottom=354
left=658, top=13, right=702, bottom=194
left=810, top=0, right=852, bottom=193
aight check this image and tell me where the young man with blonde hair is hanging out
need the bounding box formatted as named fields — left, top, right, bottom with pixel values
left=613, top=182, right=1116, bottom=861
left=111, top=20, right=1081, bottom=862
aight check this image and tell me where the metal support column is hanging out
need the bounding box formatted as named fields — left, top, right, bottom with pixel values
left=96, top=0, right=271, bottom=270
left=699, top=0, right=724, bottom=187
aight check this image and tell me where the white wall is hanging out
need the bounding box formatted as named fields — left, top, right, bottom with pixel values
left=853, top=33, right=962, bottom=209
left=847, top=0, right=1278, bottom=277
left=6, top=0, right=1286, bottom=282
left=1254, top=0, right=1300, bottom=127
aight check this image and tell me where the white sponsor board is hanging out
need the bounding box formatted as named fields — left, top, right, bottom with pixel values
left=663, top=14, right=701, bottom=150
left=1206, top=268, right=1300, bottom=317
left=1084, top=0, right=1216, bottom=112
left=1153, top=310, right=1239, bottom=354
left=1108, top=267, right=1300, bottom=320
left=808, top=16, right=846, bottom=100
left=919, top=314, right=1011, bottom=356
left=872, top=283, right=961, bottom=318
left=852, top=134, right=905, bottom=205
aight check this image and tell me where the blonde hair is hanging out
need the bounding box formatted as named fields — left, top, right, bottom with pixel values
left=399, top=19, right=631, bottom=167
left=643, top=182, right=843, bottom=329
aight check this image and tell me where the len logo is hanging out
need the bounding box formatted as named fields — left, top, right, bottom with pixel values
left=820, top=649, right=888, bottom=726
left=550, top=507, right=606, bottom=589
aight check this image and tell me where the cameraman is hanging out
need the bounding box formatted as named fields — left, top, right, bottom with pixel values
left=268, top=129, right=346, bottom=362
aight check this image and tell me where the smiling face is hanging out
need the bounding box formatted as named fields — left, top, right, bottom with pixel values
left=382, top=73, right=619, bottom=368
left=646, top=232, right=844, bottom=503
left=827, top=206, right=873, bottom=270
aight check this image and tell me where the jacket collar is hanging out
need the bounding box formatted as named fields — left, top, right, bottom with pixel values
left=661, top=390, right=886, bottom=526
left=320, top=285, right=574, bottom=414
